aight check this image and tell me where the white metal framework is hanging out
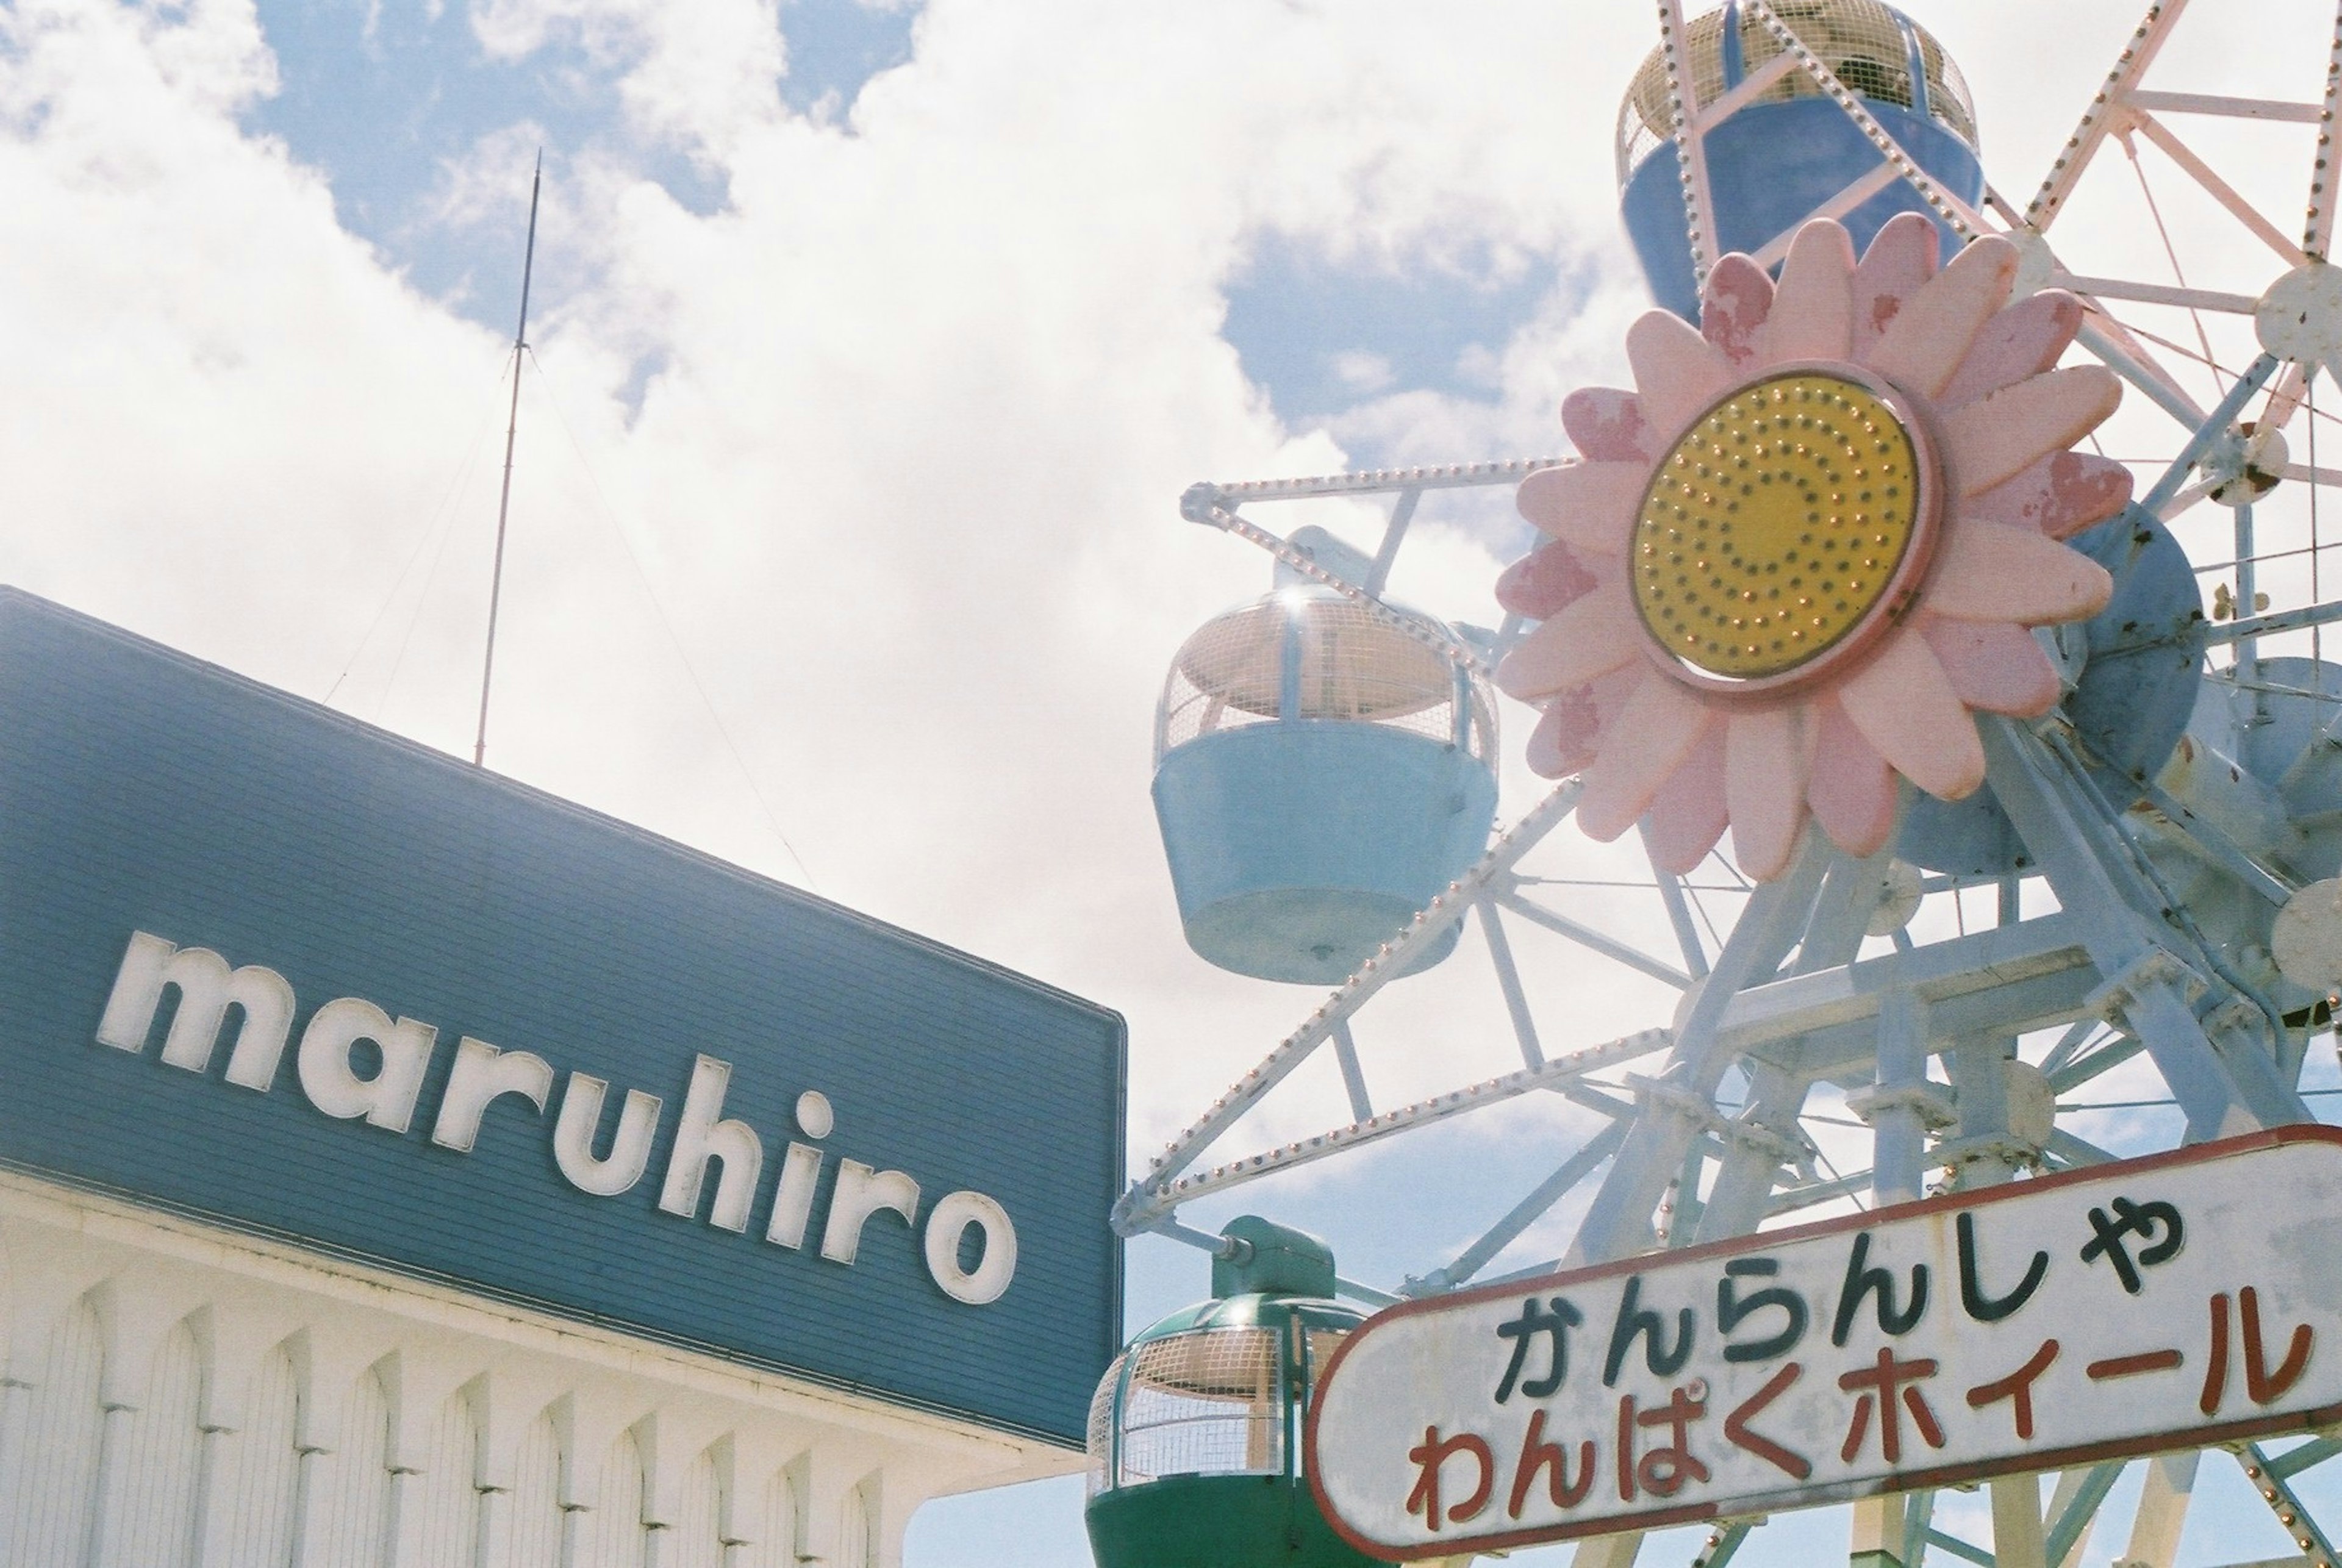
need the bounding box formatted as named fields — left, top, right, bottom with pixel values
left=1130, top=4, right=2342, bottom=1566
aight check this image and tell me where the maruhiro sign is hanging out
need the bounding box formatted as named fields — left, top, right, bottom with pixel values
left=1308, top=1128, right=2342, bottom=1558
left=0, top=591, right=1124, bottom=1445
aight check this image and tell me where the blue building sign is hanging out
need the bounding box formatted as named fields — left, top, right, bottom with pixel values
left=0, top=590, right=1124, bottom=1445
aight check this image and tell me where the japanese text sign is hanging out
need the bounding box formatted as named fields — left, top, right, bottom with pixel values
left=1308, top=1128, right=2342, bottom=1558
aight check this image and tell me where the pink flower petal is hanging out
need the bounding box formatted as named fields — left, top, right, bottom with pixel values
left=1527, top=700, right=1590, bottom=778
left=1838, top=629, right=1987, bottom=799
left=1561, top=387, right=1655, bottom=462
left=1516, top=460, right=1647, bottom=556
left=1527, top=666, right=1643, bottom=778
left=1866, top=235, right=2018, bottom=398
left=1850, top=213, right=1940, bottom=360
left=1726, top=706, right=1814, bottom=882
left=1939, top=292, right=2085, bottom=409
left=1702, top=254, right=1775, bottom=367
left=1808, top=698, right=1899, bottom=857
left=1967, top=451, right=2133, bottom=539
left=1922, top=617, right=2061, bottom=715
left=1577, top=676, right=1716, bottom=841
left=1627, top=310, right=1734, bottom=439
left=1497, top=590, right=1645, bottom=700
left=1926, top=520, right=2114, bottom=625
left=1758, top=220, right=1857, bottom=363
left=1644, top=723, right=1730, bottom=873
left=1944, top=366, right=2122, bottom=495
left=1496, top=539, right=1602, bottom=619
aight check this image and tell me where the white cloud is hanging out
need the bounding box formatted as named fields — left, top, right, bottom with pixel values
left=12, top=8, right=2342, bottom=1560
left=4, top=0, right=2299, bottom=1228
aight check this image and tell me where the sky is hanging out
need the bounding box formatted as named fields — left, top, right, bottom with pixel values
left=10, top=0, right=2342, bottom=1564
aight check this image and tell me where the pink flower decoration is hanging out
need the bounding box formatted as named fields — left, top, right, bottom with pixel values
left=1499, top=216, right=2131, bottom=881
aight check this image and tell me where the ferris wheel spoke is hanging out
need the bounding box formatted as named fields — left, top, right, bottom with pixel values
left=2238, top=1439, right=2342, bottom=1565
left=1490, top=886, right=1696, bottom=989
left=2024, top=1, right=2191, bottom=232
left=2307, top=4, right=2342, bottom=257
left=1658, top=0, right=1722, bottom=290
left=1400, top=1120, right=1632, bottom=1298
left=2125, top=107, right=2308, bottom=270
left=2138, top=351, right=2283, bottom=514
left=2074, top=315, right=2211, bottom=432
left=1117, top=1026, right=1669, bottom=1233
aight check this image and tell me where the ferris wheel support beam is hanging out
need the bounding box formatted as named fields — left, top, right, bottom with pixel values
left=2044, top=1462, right=2126, bottom=1564
left=2238, top=1439, right=2342, bottom=1564
left=1980, top=718, right=2308, bottom=1136
left=2053, top=274, right=2258, bottom=315
left=1689, top=1061, right=1813, bottom=1244
left=1114, top=1025, right=1664, bottom=1228
left=1563, top=837, right=1832, bottom=1267
left=2117, top=1450, right=2199, bottom=1568
left=1747, top=164, right=1902, bottom=270
left=1361, top=485, right=1419, bottom=599
left=2129, top=90, right=2327, bottom=126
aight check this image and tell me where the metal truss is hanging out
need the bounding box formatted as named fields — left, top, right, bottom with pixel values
left=1133, top=3, right=2342, bottom=1564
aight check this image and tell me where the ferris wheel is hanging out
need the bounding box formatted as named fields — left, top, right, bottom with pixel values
left=1090, top=4, right=2342, bottom=1567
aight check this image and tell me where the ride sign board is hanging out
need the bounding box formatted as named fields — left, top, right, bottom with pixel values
left=1308, top=1127, right=2342, bottom=1559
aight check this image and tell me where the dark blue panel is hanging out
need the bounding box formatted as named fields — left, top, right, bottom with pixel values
left=0, top=589, right=1125, bottom=1446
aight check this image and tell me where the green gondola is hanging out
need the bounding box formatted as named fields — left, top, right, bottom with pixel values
left=1084, top=1219, right=1392, bottom=1568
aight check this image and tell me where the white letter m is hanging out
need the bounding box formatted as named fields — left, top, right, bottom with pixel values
left=95, top=931, right=296, bottom=1092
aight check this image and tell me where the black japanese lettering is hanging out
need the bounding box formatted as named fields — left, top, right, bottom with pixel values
left=1603, top=1275, right=1695, bottom=1387
left=1957, top=1211, right=2047, bottom=1323
left=1831, top=1230, right=1928, bottom=1347
left=1717, top=1257, right=1807, bottom=1362
left=1495, top=1296, right=1584, bottom=1403
left=2079, top=1197, right=2183, bottom=1295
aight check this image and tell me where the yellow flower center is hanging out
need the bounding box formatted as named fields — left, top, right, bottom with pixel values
left=1631, top=372, right=1924, bottom=682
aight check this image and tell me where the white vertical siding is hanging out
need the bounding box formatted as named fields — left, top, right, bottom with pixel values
left=0, top=1195, right=993, bottom=1568
left=106, top=1318, right=204, bottom=1568
left=505, top=1409, right=564, bottom=1568
left=581, top=1429, right=648, bottom=1568
left=316, top=1364, right=393, bottom=1568
left=838, top=1481, right=874, bottom=1568
left=754, top=1467, right=800, bottom=1568
left=221, top=1343, right=303, bottom=1568
left=5, top=1293, right=105, bottom=1568
left=670, top=1447, right=723, bottom=1568
left=414, top=1387, right=483, bottom=1567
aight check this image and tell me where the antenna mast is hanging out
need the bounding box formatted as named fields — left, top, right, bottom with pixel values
left=473, top=151, right=542, bottom=768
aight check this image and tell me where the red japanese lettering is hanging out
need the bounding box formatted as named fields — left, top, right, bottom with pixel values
left=1965, top=1337, right=2059, bottom=1441
left=1617, top=1384, right=1711, bottom=1501
left=1508, top=1409, right=1596, bottom=1518
left=2201, top=1287, right=2315, bottom=1415
left=1723, top=1361, right=1811, bottom=1480
left=1837, top=1347, right=1947, bottom=1464
left=1406, top=1425, right=1495, bottom=1531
